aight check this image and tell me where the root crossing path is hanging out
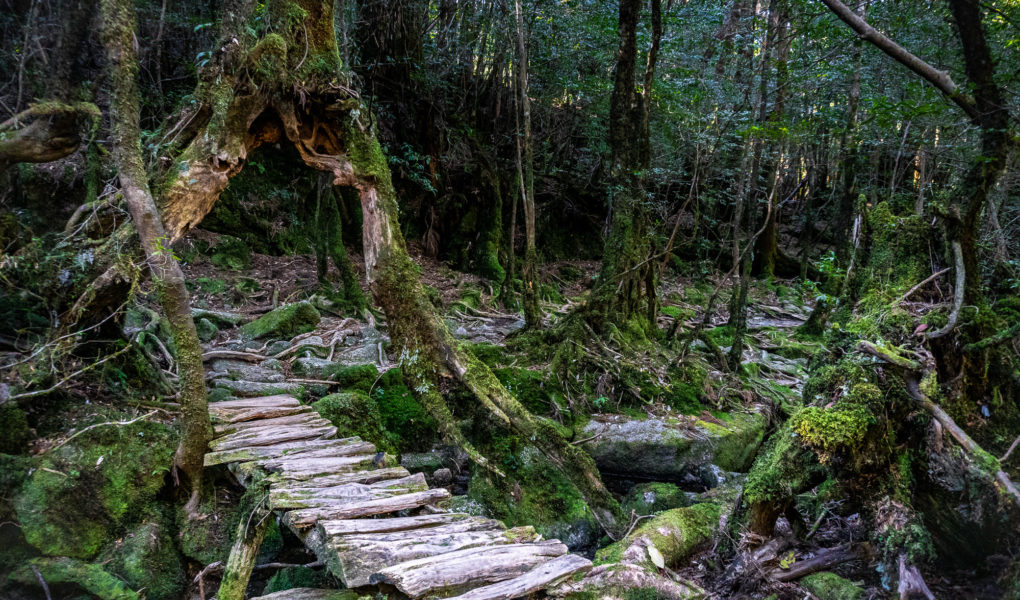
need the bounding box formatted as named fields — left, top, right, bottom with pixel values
left=205, top=394, right=593, bottom=599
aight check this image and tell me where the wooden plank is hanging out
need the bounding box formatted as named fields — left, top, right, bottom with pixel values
left=213, top=412, right=331, bottom=435
left=265, top=454, right=378, bottom=479
left=269, top=474, right=429, bottom=509
left=318, top=513, right=491, bottom=537
left=327, top=526, right=516, bottom=588
left=215, top=405, right=312, bottom=424
left=286, top=488, right=451, bottom=528
left=267, top=467, right=410, bottom=488
left=208, top=395, right=299, bottom=411
left=259, top=442, right=377, bottom=467
left=250, top=588, right=353, bottom=600
left=444, top=554, right=594, bottom=600
left=371, top=541, right=569, bottom=598
left=204, top=438, right=358, bottom=467
left=209, top=424, right=337, bottom=452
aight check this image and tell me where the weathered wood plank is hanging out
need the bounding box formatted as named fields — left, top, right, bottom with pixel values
left=259, top=443, right=377, bottom=468
left=210, top=424, right=337, bottom=452
left=328, top=526, right=517, bottom=588
left=250, top=588, right=354, bottom=600
left=286, top=488, right=452, bottom=528
left=371, top=541, right=569, bottom=598
left=269, top=474, right=429, bottom=509
left=267, top=467, right=409, bottom=488
left=208, top=395, right=300, bottom=411
left=214, top=412, right=331, bottom=435
left=214, top=405, right=312, bottom=424
left=318, top=513, right=496, bottom=537
left=204, top=438, right=359, bottom=467
left=264, top=454, right=378, bottom=479
left=444, top=554, right=594, bottom=600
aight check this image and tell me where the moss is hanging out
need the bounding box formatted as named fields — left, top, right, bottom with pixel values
left=0, top=404, right=31, bottom=454
left=14, top=416, right=176, bottom=559
left=241, top=301, right=321, bottom=339
left=209, top=236, right=252, bottom=271
left=622, top=482, right=692, bottom=516
left=12, top=557, right=139, bottom=600
left=369, top=368, right=439, bottom=452
left=195, top=317, right=218, bottom=342
left=313, top=391, right=395, bottom=453
left=319, top=363, right=379, bottom=391
left=263, top=566, right=328, bottom=594
left=101, top=519, right=184, bottom=600
left=467, top=445, right=601, bottom=550
left=744, top=422, right=821, bottom=505
left=469, top=343, right=506, bottom=367
left=595, top=503, right=721, bottom=567
left=792, top=403, right=875, bottom=463
left=493, top=367, right=564, bottom=415
left=801, top=572, right=865, bottom=600
left=176, top=489, right=235, bottom=565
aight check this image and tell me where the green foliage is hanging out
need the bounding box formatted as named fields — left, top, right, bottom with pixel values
left=372, top=368, right=438, bottom=452
left=792, top=402, right=875, bottom=462
left=264, top=566, right=329, bottom=594
left=11, top=557, right=139, bottom=600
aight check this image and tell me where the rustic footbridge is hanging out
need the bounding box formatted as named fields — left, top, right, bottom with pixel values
left=205, top=393, right=593, bottom=599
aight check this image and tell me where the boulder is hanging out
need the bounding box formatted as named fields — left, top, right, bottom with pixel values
left=579, top=410, right=766, bottom=481
left=241, top=301, right=320, bottom=340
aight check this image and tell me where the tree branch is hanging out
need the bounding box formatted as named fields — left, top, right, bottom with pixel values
left=815, top=0, right=980, bottom=121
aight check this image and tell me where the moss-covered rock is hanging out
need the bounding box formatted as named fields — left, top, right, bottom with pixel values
left=313, top=391, right=395, bottom=453
left=11, top=557, right=139, bottom=600
left=241, top=301, right=321, bottom=339
left=0, top=404, right=31, bottom=454
left=14, top=415, right=176, bottom=559
left=622, top=482, right=694, bottom=516
left=263, top=566, right=329, bottom=594
left=467, top=446, right=601, bottom=551
left=209, top=235, right=252, bottom=271
left=195, top=317, right=219, bottom=342
left=580, top=411, right=766, bottom=480
left=800, top=572, right=865, bottom=600
left=101, top=519, right=184, bottom=600
left=595, top=503, right=722, bottom=567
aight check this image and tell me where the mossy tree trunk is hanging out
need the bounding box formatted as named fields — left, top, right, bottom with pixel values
left=587, top=0, right=661, bottom=334
left=100, top=0, right=210, bottom=514
left=151, top=0, right=626, bottom=538
left=513, top=0, right=541, bottom=330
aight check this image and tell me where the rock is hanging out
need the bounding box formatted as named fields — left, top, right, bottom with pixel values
left=190, top=308, right=243, bottom=328
left=800, top=572, right=865, bottom=600
left=211, top=379, right=304, bottom=398
left=622, top=483, right=696, bottom=516
left=579, top=410, right=766, bottom=481
left=293, top=357, right=339, bottom=378
left=14, top=417, right=176, bottom=559
left=11, top=557, right=139, bottom=600
left=266, top=340, right=291, bottom=355
left=241, top=301, right=321, bottom=340
left=312, top=392, right=392, bottom=453
left=101, top=520, right=184, bottom=600
left=195, top=317, right=218, bottom=342
left=210, top=359, right=285, bottom=383
left=433, top=468, right=454, bottom=487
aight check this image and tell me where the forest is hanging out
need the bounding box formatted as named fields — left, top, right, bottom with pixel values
left=0, top=0, right=1018, bottom=598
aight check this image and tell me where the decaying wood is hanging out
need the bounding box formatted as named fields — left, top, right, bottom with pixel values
left=269, top=473, right=429, bottom=509
left=372, top=541, right=568, bottom=597
left=771, top=543, right=863, bottom=582
left=446, top=554, right=594, bottom=600
left=204, top=437, right=354, bottom=466
left=260, top=454, right=377, bottom=478
left=269, top=467, right=410, bottom=488
left=285, top=488, right=452, bottom=528
left=202, top=350, right=266, bottom=363
left=317, top=513, right=488, bottom=536
left=213, top=412, right=331, bottom=435
left=329, top=525, right=524, bottom=587
left=209, top=424, right=338, bottom=452
left=897, top=553, right=935, bottom=600
left=214, top=405, right=312, bottom=425
left=207, top=395, right=301, bottom=412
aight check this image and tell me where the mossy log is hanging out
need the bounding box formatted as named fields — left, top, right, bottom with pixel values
left=0, top=102, right=99, bottom=171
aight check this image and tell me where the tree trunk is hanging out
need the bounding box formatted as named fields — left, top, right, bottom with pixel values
left=513, top=0, right=541, bottom=329
left=100, top=0, right=210, bottom=514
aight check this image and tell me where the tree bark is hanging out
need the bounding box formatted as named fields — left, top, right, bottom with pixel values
left=100, top=0, right=210, bottom=514
left=513, top=0, right=541, bottom=329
